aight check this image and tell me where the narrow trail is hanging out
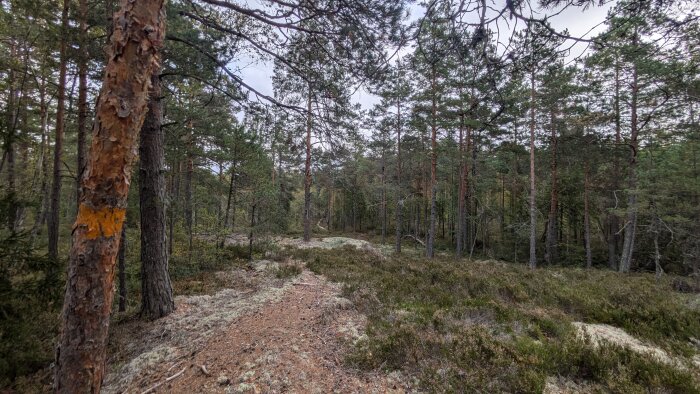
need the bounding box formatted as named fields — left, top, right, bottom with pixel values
left=164, top=270, right=404, bottom=393
left=105, top=256, right=411, bottom=393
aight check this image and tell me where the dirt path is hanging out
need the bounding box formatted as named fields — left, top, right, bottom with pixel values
left=107, top=267, right=411, bottom=393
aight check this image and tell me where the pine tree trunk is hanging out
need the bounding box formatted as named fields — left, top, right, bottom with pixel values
left=303, top=83, right=312, bottom=242
left=169, top=161, right=181, bottom=256
left=456, top=116, right=467, bottom=258
left=528, top=72, right=537, bottom=269
left=54, top=1, right=166, bottom=391
left=248, top=204, right=256, bottom=260
left=77, top=0, right=89, bottom=202
left=545, top=110, right=558, bottom=264
left=47, top=0, right=70, bottom=261
left=118, top=223, right=127, bottom=312
left=223, top=158, right=237, bottom=232
left=184, top=150, right=193, bottom=253
left=30, top=77, right=50, bottom=245
left=607, top=58, right=622, bottom=270
left=139, top=74, right=174, bottom=319
left=395, top=93, right=403, bottom=253
left=620, top=54, right=639, bottom=273
left=4, top=41, right=19, bottom=232
left=426, top=66, right=437, bottom=258
left=584, top=162, right=592, bottom=269
left=381, top=151, right=387, bottom=243
left=466, top=125, right=473, bottom=256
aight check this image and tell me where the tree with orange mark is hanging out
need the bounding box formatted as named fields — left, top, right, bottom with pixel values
left=53, top=0, right=166, bottom=392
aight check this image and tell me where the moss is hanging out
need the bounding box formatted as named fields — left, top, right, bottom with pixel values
left=298, top=247, right=700, bottom=393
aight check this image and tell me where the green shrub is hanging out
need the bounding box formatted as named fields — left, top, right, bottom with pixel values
left=300, top=247, right=700, bottom=393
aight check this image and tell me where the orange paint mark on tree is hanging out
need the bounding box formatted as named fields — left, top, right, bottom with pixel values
left=74, top=204, right=126, bottom=239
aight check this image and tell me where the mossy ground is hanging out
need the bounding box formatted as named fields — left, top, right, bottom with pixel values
left=293, top=245, right=700, bottom=393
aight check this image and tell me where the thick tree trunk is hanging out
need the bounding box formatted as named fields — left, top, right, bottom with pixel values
left=139, top=74, right=174, bottom=319
left=47, top=0, right=70, bottom=261
left=545, top=111, right=558, bottom=264
left=528, top=72, right=537, bottom=269
left=426, top=66, right=437, bottom=258
left=77, top=0, right=89, bottom=203
left=395, top=93, right=403, bottom=253
left=54, top=1, right=166, bottom=391
left=620, top=58, right=639, bottom=273
left=303, top=84, right=312, bottom=242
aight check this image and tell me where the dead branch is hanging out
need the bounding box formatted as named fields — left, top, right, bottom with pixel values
left=140, top=367, right=187, bottom=394
left=403, top=234, right=426, bottom=247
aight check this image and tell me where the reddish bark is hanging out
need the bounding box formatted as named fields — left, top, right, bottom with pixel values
left=54, top=1, right=166, bottom=392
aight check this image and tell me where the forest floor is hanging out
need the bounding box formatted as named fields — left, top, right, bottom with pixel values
left=25, top=234, right=697, bottom=393
left=103, top=237, right=411, bottom=394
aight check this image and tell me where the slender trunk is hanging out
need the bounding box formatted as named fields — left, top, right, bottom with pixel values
left=427, top=65, right=437, bottom=258
left=608, top=58, right=622, bottom=270
left=54, top=1, right=166, bottom=391
left=219, top=159, right=236, bottom=248
left=4, top=42, right=19, bottom=231
left=139, top=74, right=174, bottom=319
left=620, top=50, right=639, bottom=273
left=169, top=161, right=181, bottom=256
left=545, top=110, right=558, bottom=264
left=457, top=116, right=467, bottom=258
left=118, top=223, right=127, bottom=312
left=303, top=83, right=312, bottom=241
left=327, top=188, right=333, bottom=231
left=529, top=71, right=537, bottom=269
left=48, top=0, right=70, bottom=261
left=185, top=148, right=193, bottom=253
left=222, top=157, right=237, bottom=242
left=395, top=91, right=403, bottom=253
left=381, top=151, right=387, bottom=242
left=466, top=125, right=473, bottom=255
left=248, top=204, right=256, bottom=260
left=584, top=162, right=592, bottom=269
left=77, top=0, right=89, bottom=203
left=653, top=225, right=662, bottom=280
left=30, top=78, right=50, bottom=245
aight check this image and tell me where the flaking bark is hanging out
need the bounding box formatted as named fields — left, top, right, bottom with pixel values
left=54, top=1, right=166, bottom=391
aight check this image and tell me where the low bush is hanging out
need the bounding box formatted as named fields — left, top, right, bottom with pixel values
left=301, top=247, right=700, bottom=393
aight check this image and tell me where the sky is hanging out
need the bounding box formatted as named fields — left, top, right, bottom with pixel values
left=234, top=1, right=616, bottom=112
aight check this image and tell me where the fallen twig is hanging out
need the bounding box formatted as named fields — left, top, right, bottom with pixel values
left=402, top=234, right=426, bottom=247
left=140, top=367, right=187, bottom=394
left=200, top=364, right=211, bottom=376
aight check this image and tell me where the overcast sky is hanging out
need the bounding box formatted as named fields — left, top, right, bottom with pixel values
left=234, top=1, right=616, bottom=111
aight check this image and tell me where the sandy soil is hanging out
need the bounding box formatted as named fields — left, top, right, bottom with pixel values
left=104, top=264, right=411, bottom=393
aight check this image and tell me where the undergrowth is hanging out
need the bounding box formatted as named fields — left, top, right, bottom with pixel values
left=298, top=246, right=700, bottom=393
